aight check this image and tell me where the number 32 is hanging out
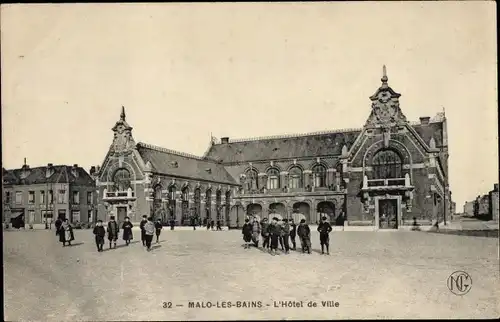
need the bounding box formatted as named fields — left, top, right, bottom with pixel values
left=163, top=302, right=172, bottom=308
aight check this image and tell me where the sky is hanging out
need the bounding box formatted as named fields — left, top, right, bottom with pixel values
left=1, top=2, right=497, bottom=209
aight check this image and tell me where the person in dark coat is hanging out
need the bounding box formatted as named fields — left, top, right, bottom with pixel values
left=144, top=217, right=155, bottom=251
left=242, top=218, right=253, bottom=249
left=216, top=220, right=222, bottom=231
left=107, top=216, right=119, bottom=249
left=317, top=216, right=333, bottom=255
left=191, top=216, right=197, bottom=230
left=58, top=219, right=75, bottom=246
left=122, top=216, right=133, bottom=245
left=140, top=215, right=148, bottom=246
left=277, top=219, right=285, bottom=251
left=155, top=218, right=163, bottom=243
left=289, top=218, right=297, bottom=250
left=281, top=218, right=291, bottom=254
left=297, top=219, right=311, bottom=254
left=210, top=220, right=215, bottom=231
left=54, top=218, right=63, bottom=236
left=93, top=220, right=106, bottom=252
left=260, top=218, right=270, bottom=249
left=268, top=217, right=281, bottom=255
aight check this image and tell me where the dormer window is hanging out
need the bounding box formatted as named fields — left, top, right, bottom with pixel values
left=171, top=161, right=179, bottom=168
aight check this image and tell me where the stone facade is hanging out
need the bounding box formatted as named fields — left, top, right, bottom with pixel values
left=490, top=184, right=499, bottom=222
left=2, top=161, right=98, bottom=226
left=96, top=67, right=451, bottom=229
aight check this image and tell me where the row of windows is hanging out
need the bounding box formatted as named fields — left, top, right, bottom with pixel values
left=4, top=190, right=93, bottom=205
left=24, top=209, right=93, bottom=224
left=245, top=165, right=331, bottom=190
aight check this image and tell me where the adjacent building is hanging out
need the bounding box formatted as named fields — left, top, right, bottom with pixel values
left=95, top=67, right=451, bottom=230
left=2, top=161, right=98, bottom=227
left=469, top=184, right=499, bottom=221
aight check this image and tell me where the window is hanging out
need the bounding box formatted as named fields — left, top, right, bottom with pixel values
left=40, top=191, right=45, bottom=204
left=168, top=186, right=176, bottom=218
left=216, top=190, right=222, bottom=221
left=71, top=211, right=80, bottom=223
left=48, top=190, right=54, bottom=204
left=28, top=191, right=35, bottom=204
left=194, top=188, right=201, bottom=218
left=182, top=188, right=189, bottom=221
left=225, top=191, right=231, bottom=220
left=87, top=191, right=93, bottom=204
left=72, top=191, right=80, bottom=204
left=312, top=164, right=327, bottom=188
left=58, top=190, right=66, bottom=204
left=205, top=190, right=212, bottom=218
left=372, top=149, right=403, bottom=179
left=5, top=191, right=11, bottom=204
left=42, top=211, right=53, bottom=223
left=112, top=168, right=131, bottom=191
left=15, top=191, right=23, bottom=204
left=266, top=168, right=280, bottom=190
left=246, top=169, right=259, bottom=190
left=28, top=210, right=35, bottom=224
left=88, top=210, right=93, bottom=222
left=288, top=166, right=303, bottom=189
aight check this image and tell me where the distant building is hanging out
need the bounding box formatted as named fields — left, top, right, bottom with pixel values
left=94, top=67, right=451, bottom=229
left=468, top=183, right=499, bottom=221
left=489, top=184, right=499, bottom=222
left=2, top=160, right=97, bottom=227
left=463, top=201, right=475, bottom=216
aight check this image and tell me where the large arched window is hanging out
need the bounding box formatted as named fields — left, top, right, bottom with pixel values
left=372, top=149, right=403, bottom=179
left=266, top=168, right=280, bottom=190
left=225, top=190, right=231, bottom=222
left=181, top=187, right=189, bottom=222
left=288, top=166, right=303, bottom=189
left=312, top=164, right=327, bottom=188
left=205, top=189, right=212, bottom=219
left=216, top=190, right=222, bottom=221
left=112, top=168, right=131, bottom=191
left=246, top=169, right=259, bottom=190
left=194, top=188, right=201, bottom=218
left=168, top=185, right=176, bottom=219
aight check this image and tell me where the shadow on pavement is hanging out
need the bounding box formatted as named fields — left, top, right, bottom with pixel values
left=68, top=242, right=85, bottom=247
left=101, top=241, right=140, bottom=252
left=423, top=230, right=499, bottom=238
left=151, top=244, right=162, bottom=250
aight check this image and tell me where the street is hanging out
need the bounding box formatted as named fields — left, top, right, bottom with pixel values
left=3, top=228, right=499, bottom=320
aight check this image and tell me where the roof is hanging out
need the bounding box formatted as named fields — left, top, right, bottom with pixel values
left=136, top=143, right=237, bottom=185
left=205, top=121, right=445, bottom=164
left=2, top=165, right=95, bottom=186
left=204, top=128, right=362, bottom=163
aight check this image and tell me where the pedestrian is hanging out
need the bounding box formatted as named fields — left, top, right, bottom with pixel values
left=58, top=218, right=75, bottom=247
left=93, top=220, right=106, bottom=252
left=289, top=218, right=297, bottom=250
left=260, top=218, right=270, bottom=249
left=277, top=219, right=285, bottom=251
left=281, top=218, right=291, bottom=254
left=191, top=216, right=197, bottom=230
left=144, top=217, right=155, bottom=251
left=206, top=217, right=210, bottom=230
left=251, top=216, right=261, bottom=247
left=155, top=218, right=163, bottom=243
left=216, top=220, right=222, bottom=231
left=122, top=216, right=133, bottom=246
left=317, top=216, right=333, bottom=255
left=297, top=219, right=311, bottom=254
left=268, top=217, right=281, bottom=256
left=107, top=216, right=119, bottom=249
left=140, top=215, right=148, bottom=246
left=54, top=217, right=62, bottom=236
left=169, top=218, right=175, bottom=230
left=242, top=218, right=253, bottom=249
left=210, top=220, right=215, bottom=231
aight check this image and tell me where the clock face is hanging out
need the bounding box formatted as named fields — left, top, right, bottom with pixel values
left=378, top=91, right=391, bottom=103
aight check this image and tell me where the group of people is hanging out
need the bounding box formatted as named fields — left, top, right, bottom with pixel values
left=242, top=216, right=333, bottom=255
left=92, top=215, right=164, bottom=252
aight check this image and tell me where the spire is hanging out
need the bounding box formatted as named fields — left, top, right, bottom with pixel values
left=120, top=106, right=126, bottom=121
left=381, top=65, right=388, bottom=84
left=23, top=157, right=26, bottom=166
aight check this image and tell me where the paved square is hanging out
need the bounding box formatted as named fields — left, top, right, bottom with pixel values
left=3, top=228, right=499, bottom=320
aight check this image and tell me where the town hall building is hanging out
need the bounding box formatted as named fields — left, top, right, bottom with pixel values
left=94, top=67, right=452, bottom=229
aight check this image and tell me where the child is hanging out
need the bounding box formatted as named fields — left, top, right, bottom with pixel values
left=107, top=216, right=119, bottom=249
left=289, top=218, right=297, bottom=250
left=317, top=216, right=333, bottom=255
left=210, top=220, right=215, bottom=231
left=144, top=217, right=155, bottom=251
left=281, top=218, right=291, bottom=254
left=297, top=219, right=311, bottom=254
left=140, top=215, right=148, bottom=246
left=93, top=220, right=106, bottom=252
left=155, top=218, right=163, bottom=243
left=242, top=218, right=253, bottom=249
left=260, top=218, right=270, bottom=249
left=268, top=217, right=281, bottom=255
left=216, top=220, right=222, bottom=231
left=122, top=216, right=133, bottom=246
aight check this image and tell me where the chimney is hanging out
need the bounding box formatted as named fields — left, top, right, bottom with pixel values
left=90, top=166, right=96, bottom=176
left=71, top=164, right=79, bottom=177
left=221, top=137, right=229, bottom=144
left=47, top=163, right=53, bottom=168
left=419, top=117, right=431, bottom=125
left=73, top=164, right=78, bottom=168
left=494, top=184, right=499, bottom=192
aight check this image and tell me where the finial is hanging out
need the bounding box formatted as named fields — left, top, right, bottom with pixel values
left=120, top=106, right=126, bottom=121
left=24, top=157, right=26, bottom=166
left=381, top=65, right=388, bottom=83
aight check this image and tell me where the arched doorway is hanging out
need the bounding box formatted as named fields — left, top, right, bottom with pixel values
left=168, top=185, right=176, bottom=221
left=317, top=201, right=335, bottom=224
left=292, top=202, right=310, bottom=223
left=268, top=203, right=286, bottom=220
left=229, top=204, right=245, bottom=229
left=247, top=203, right=262, bottom=220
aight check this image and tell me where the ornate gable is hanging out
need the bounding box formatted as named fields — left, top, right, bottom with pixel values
left=110, top=106, right=136, bottom=155
left=364, top=66, right=407, bottom=128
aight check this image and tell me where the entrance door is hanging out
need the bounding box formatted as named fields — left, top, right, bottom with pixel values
left=378, top=199, right=398, bottom=229
left=117, top=207, right=127, bottom=223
